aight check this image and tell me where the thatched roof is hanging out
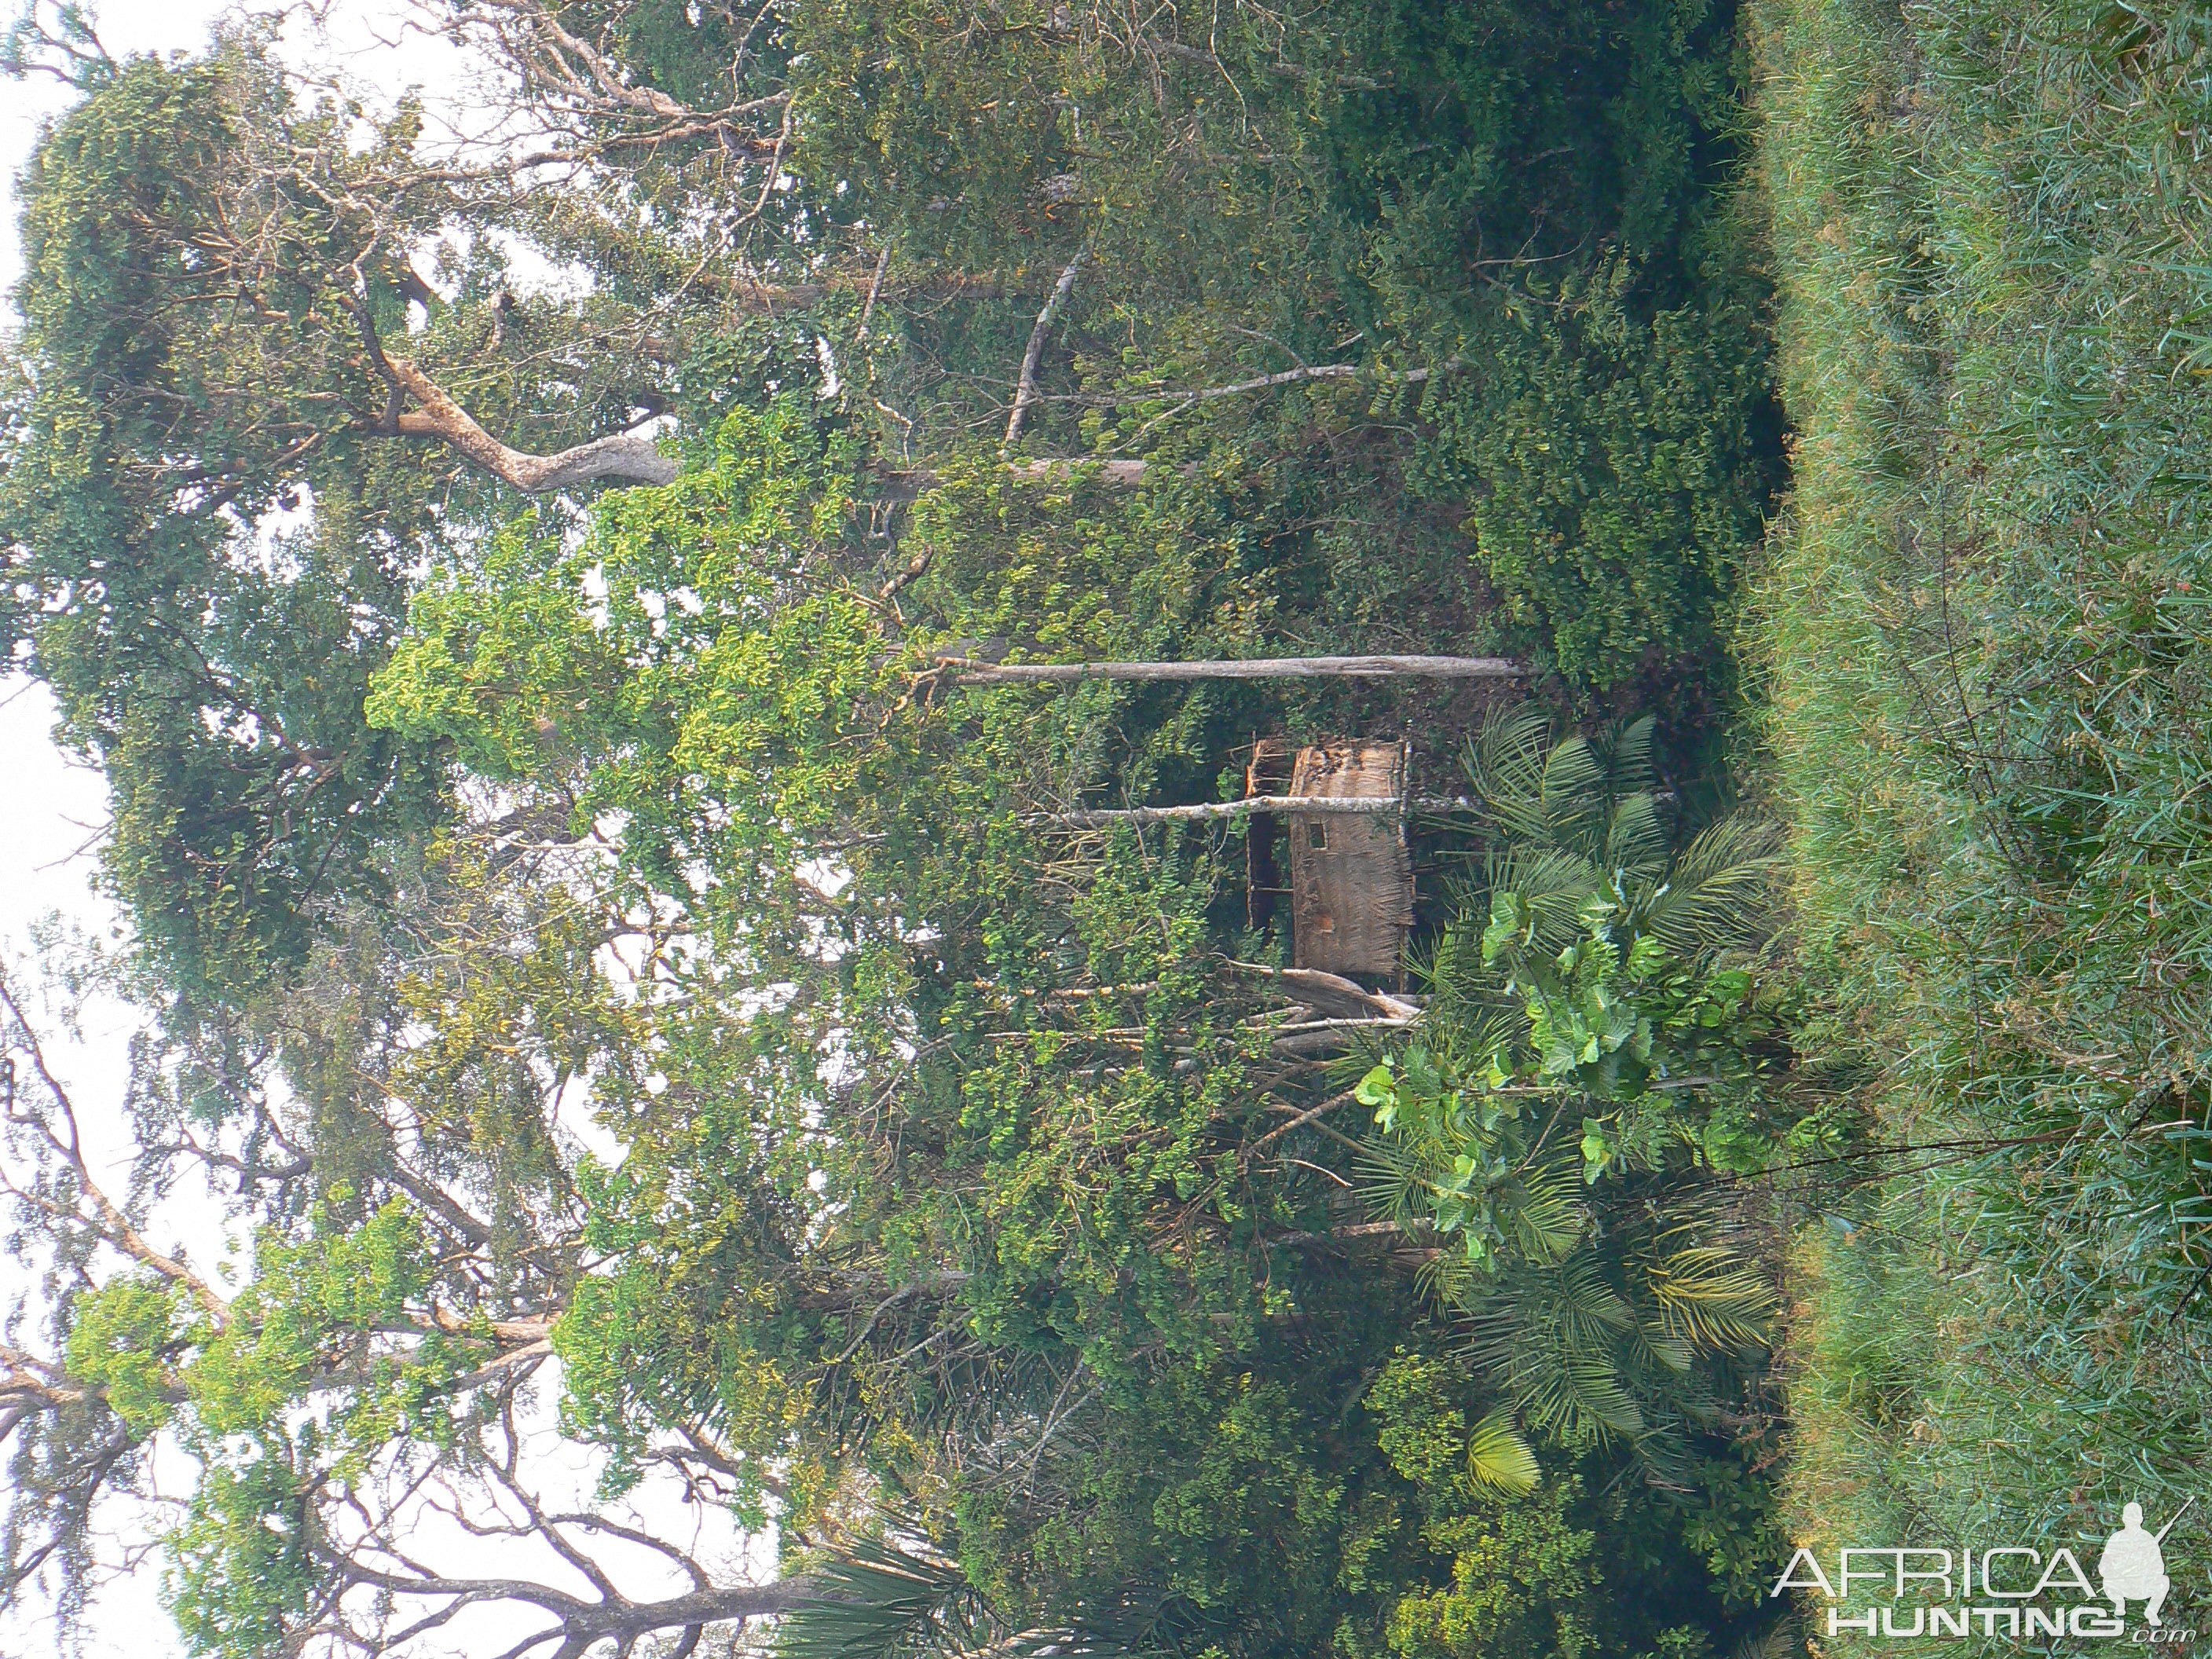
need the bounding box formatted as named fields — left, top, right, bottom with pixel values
left=1247, top=739, right=1413, bottom=981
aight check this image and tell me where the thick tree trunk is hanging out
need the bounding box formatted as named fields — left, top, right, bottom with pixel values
left=337, top=1568, right=823, bottom=1659
left=564, top=1577, right=819, bottom=1649
left=942, top=654, right=1522, bottom=684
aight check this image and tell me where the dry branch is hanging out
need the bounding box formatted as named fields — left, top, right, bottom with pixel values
left=1003, top=249, right=1091, bottom=452
left=1227, top=963, right=1420, bottom=1021
left=0, top=967, right=233, bottom=1326
left=708, top=269, right=1013, bottom=314
left=1053, top=358, right=1459, bottom=411
left=943, top=654, right=1523, bottom=685
left=872, top=456, right=1154, bottom=504
left=1241, top=1089, right=1363, bottom=1164
left=385, top=358, right=677, bottom=491
left=1044, top=796, right=1408, bottom=828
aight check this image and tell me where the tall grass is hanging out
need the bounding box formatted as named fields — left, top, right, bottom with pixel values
left=1750, top=0, right=2212, bottom=1631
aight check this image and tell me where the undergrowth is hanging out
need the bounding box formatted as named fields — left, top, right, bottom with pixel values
left=1751, top=0, right=2212, bottom=1637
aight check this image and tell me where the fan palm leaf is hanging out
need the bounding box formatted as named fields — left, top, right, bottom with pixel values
left=778, top=1533, right=1153, bottom=1659
left=777, top=1533, right=991, bottom=1659
left=1465, top=1407, right=1542, bottom=1495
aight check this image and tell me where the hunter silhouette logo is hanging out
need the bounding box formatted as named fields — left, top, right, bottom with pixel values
left=2102, top=1500, right=2192, bottom=1627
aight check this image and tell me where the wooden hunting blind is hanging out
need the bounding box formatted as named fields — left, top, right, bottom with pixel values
left=1247, top=739, right=1415, bottom=981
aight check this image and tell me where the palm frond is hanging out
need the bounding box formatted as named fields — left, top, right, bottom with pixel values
left=1499, top=1156, right=1588, bottom=1265
left=1355, top=1133, right=1437, bottom=1232
left=1599, top=715, right=1659, bottom=797
left=1639, top=814, right=1782, bottom=960
left=1461, top=708, right=1557, bottom=804
left=1464, top=1407, right=1541, bottom=1495
left=1415, top=1242, right=1489, bottom=1313
left=1646, top=1243, right=1774, bottom=1355
left=1468, top=1259, right=1646, bottom=1444
left=1411, top=927, right=1521, bottom=1053
left=1628, top=1315, right=1696, bottom=1377
left=1602, top=791, right=1672, bottom=884
left=1728, top=1621, right=1805, bottom=1659
left=1481, top=847, right=1602, bottom=956
left=1537, top=731, right=1606, bottom=804
left=1557, top=1265, right=1646, bottom=1345
left=1500, top=1328, right=1645, bottom=1443
left=778, top=1533, right=989, bottom=1659
left=1415, top=913, right=1492, bottom=1007
left=778, top=1533, right=1152, bottom=1659
left=1558, top=1346, right=1647, bottom=1438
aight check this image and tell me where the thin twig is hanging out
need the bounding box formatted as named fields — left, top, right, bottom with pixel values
left=1242, top=1090, right=1361, bottom=1165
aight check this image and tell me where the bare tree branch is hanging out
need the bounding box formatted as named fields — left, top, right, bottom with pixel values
left=328, top=1555, right=818, bottom=1655
left=384, top=358, right=678, bottom=491
left=942, top=653, right=1523, bottom=686
left=0, top=967, right=232, bottom=1325
left=445, top=0, right=793, bottom=152
left=1002, top=249, right=1090, bottom=453
left=1240, top=1090, right=1363, bottom=1165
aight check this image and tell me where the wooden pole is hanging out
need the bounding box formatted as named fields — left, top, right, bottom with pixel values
left=938, top=654, right=1522, bottom=684
left=1042, top=795, right=1480, bottom=828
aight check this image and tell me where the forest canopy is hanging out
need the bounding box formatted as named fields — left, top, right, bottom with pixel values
left=0, top=2, right=1811, bottom=1657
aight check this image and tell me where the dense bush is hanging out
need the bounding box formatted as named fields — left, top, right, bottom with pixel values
left=1412, top=266, right=1777, bottom=689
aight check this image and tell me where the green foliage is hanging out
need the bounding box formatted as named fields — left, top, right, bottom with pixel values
left=0, top=0, right=1785, bottom=1003
left=24, top=1186, right=512, bottom=1657
left=1411, top=264, right=1777, bottom=690
left=771, top=1532, right=1150, bottom=1659
left=1, top=42, right=450, bottom=994
left=60, top=1277, right=185, bottom=1431
left=0, top=1, right=1803, bottom=1652
left=1347, top=1351, right=1770, bottom=1659
left=360, top=435, right=1789, bottom=1659
left=767, top=1328, right=1774, bottom=1659
left=163, top=1447, right=317, bottom=1659
left=188, top=1202, right=435, bottom=1440
left=787, top=0, right=1777, bottom=707
left=371, top=398, right=881, bottom=812
left=1358, top=712, right=1789, bottom=1471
